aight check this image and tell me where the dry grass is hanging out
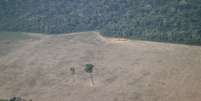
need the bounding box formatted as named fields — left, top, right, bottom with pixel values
left=0, top=32, right=201, bottom=101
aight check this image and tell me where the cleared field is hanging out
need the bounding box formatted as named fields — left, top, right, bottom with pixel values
left=0, top=32, right=45, bottom=57
left=0, top=32, right=201, bottom=101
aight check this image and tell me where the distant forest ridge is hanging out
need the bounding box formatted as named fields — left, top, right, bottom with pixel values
left=0, top=0, right=201, bottom=44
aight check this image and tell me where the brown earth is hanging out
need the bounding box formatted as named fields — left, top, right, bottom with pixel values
left=0, top=32, right=201, bottom=101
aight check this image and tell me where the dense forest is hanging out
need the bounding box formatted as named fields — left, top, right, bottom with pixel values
left=0, top=0, right=201, bottom=44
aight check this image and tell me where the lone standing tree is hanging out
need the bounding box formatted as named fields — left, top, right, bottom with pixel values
left=84, top=64, right=95, bottom=86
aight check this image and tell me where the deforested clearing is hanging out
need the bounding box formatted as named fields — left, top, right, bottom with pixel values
left=0, top=32, right=201, bottom=101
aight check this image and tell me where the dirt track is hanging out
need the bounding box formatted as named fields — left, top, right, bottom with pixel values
left=0, top=32, right=201, bottom=101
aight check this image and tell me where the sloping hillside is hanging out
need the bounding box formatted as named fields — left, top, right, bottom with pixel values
left=0, top=32, right=201, bottom=101
left=0, top=32, right=45, bottom=57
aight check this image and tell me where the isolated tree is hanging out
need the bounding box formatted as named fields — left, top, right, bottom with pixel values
left=84, top=64, right=95, bottom=86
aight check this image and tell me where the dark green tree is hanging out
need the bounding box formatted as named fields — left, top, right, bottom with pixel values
left=84, top=64, right=95, bottom=86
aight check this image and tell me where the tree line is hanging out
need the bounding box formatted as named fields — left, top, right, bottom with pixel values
left=0, top=0, right=200, bottom=44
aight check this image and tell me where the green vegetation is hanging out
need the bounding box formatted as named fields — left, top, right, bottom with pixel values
left=84, top=64, right=94, bottom=73
left=0, top=32, right=29, bottom=41
left=0, top=0, right=200, bottom=44
left=0, top=99, right=8, bottom=101
left=84, top=64, right=95, bottom=86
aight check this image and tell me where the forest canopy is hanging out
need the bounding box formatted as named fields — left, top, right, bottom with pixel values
left=0, top=0, right=200, bottom=44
